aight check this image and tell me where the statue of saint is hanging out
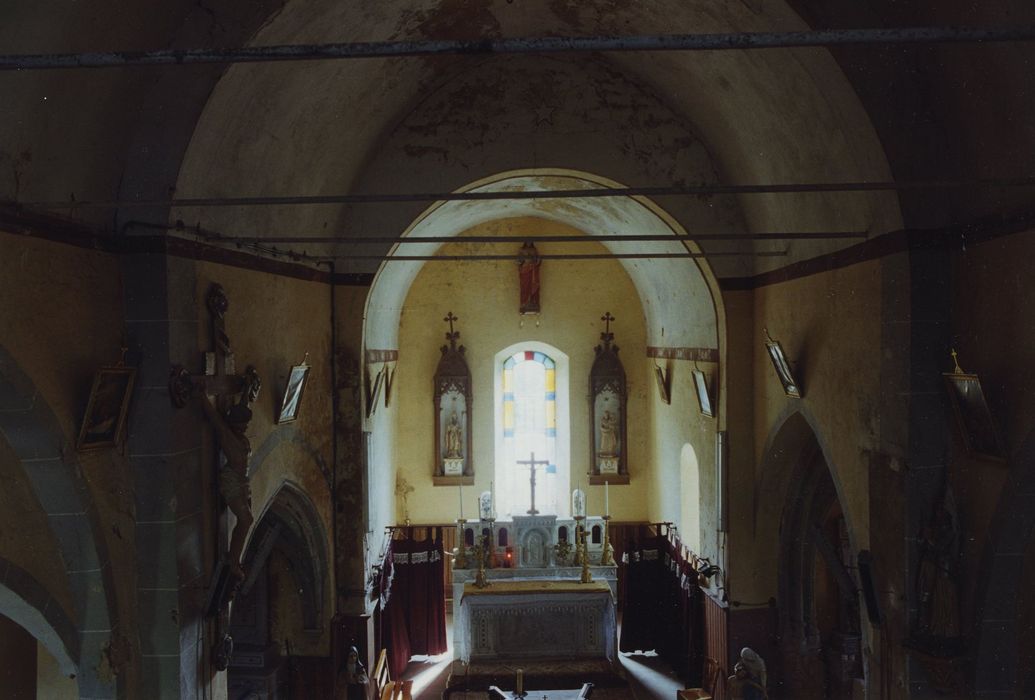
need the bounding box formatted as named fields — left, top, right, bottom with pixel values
left=599, top=410, right=618, bottom=456
left=336, top=646, right=369, bottom=700
left=445, top=411, right=463, bottom=459
left=727, top=647, right=767, bottom=700
left=517, top=241, right=541, bottom=314
left=198, top=393, right=255, bottom=584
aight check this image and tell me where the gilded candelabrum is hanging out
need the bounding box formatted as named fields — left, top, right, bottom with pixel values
left=553, top=538, right=573, bottom=565
left=573, top=515, right=586, bottom=566
left=483, top=518, right=497, bottom=569
left=579, top=528, right=593, bottom=583
left=473, top=534, right=491, bottom=588
left=455, top=519, right=469, bottom=569
left=600, top=514, right=616, bottom=566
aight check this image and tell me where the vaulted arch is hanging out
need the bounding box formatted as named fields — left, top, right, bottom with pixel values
left=0, top=345, right=117, bottom=698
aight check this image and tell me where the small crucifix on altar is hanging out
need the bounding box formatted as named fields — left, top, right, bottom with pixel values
left=517, top=452, right=550, bottom=515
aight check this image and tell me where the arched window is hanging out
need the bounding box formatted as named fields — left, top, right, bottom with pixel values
left=495, top=344, right=570, bottom=517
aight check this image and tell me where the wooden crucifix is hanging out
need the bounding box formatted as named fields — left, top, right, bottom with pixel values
left=517, top=452, right=550, bottom=515
left=168, top=283, right=261, bottom=668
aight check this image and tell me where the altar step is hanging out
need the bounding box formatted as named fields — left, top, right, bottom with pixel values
left=444, top=658, right=630, bottom=698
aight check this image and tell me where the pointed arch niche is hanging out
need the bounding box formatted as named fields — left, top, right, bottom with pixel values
left=363, top=169, right=725, bottom=544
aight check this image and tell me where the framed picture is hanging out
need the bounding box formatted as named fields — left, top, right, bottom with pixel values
left=654, top=364, right=671, bottom=404
left=366, top=365, right=386, bottom=418
left=693, top=369, right=715, bottom=417
left=943, top=371, right=1005, bottom=460
left=77, top=366, right=136, bottom=450
left=383, top=365, right=396, bottom=408
left=277, top=358, right=311, bottom=424
left=765, top=336, right=802, bottom=398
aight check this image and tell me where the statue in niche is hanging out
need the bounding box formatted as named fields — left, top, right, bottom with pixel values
left=912, top=489, right=962, bottom=649
left=518, top=241, right=541, bottom=314
left=599, top=410, right=619, bottom=456
left=445, top=410, right=463, bottom=459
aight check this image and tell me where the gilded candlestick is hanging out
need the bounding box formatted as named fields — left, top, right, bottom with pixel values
left=573, top=515, right=586, bottom=565
left=600, top=514, right=616, bottom=565
left=455, top=518, right=469, bottom=569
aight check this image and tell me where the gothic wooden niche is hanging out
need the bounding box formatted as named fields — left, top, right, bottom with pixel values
left=433, top=312, right=473, bottom=485
left=589, top=312, right=629, bottom=485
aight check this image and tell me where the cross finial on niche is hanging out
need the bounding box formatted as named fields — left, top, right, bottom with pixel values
left=950, top=347, right=964, bottom=374
left=602, top=312, right=615, bottom=334
left=444, top=311, right=460, bottom=348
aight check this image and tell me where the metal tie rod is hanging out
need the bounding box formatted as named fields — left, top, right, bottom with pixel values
left=2, top=27, right=1035, bottom=70
left=15, top=177, right=1035, bottom=209
left=225, top=251, right=788, bottom=261
left=215, top=232, right=865, bottom=244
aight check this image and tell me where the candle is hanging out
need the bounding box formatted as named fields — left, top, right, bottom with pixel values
left=605, top=480, right=609, bottom=516
left=459, top=481, right=464, bottom=520
left=490, top=480, right=495, bottom=519
left=516, top=669, right=524, bottom=694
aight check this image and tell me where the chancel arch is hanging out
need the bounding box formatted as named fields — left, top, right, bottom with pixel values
left=365, top=169, right=725, bottom=553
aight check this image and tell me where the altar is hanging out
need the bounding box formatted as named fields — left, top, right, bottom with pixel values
left=452, top=513, right=618, bottom=663
left=457, top=581, right=616, bottom=663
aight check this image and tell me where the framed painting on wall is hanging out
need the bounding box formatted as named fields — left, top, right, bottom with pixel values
left=764, top=329, right=802, bottom=398
left=77, top=366, right=136, bottom=450
left=277, top=356, right=311, bottom=424
left=693, top=369, right=715, bottom=417
left=943, top=370, right=1005, bottom=461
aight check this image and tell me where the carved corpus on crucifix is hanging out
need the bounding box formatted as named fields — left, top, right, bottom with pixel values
left=434, top=312, right=473, bottom=480
left=590, top=312, right=628, bottom=482
left=517, top=452, right=550, bottom=515
left=167, top=283, right=261, bottom=663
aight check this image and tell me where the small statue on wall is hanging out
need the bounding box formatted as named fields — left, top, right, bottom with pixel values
left=518, top=241, right=541, bottom=315
left=599, top=410, right=618, bottom=457
left=445, top=410, right=463, bottom=459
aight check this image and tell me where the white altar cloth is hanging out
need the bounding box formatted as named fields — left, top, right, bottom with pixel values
left=456, top=581, right=616, bottom=664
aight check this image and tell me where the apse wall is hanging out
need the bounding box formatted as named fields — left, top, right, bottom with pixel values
left=390, top=218, right=651, bottom=524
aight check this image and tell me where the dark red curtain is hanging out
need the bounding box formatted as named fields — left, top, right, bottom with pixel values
left=619, top=525, right=705, bottom=685
left=380, top=528, right=448, bottom=678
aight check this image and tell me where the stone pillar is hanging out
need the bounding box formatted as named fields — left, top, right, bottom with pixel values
left=903, top=241, right=953, bottom=696
left=123, top=251, right=209, bottom=698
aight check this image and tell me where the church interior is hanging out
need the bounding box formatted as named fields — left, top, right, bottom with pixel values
left=1, top=1, right=1034, bottom=698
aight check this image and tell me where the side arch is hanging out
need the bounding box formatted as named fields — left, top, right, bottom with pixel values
left=243, top=480, right=330, bottom=631
left=0, top=555, right=79, bottom=680
left=0, top=345, right=116, bottom=697
left=972, top=425, right=1035, bottom=697
left=756, top=409, right=867, bottom=698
